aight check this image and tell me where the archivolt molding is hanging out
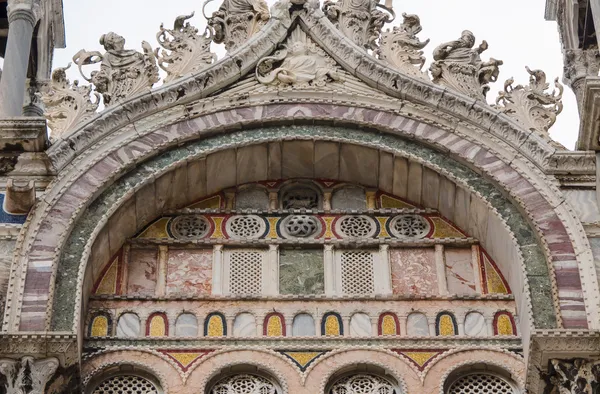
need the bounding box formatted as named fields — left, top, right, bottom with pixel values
left=6, top=116, right=596, bottom=337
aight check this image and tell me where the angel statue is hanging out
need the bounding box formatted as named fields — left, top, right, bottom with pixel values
left=72, top=32, right=160, bottom=104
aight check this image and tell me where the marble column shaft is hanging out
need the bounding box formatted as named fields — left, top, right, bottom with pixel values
left=0, top=6, right=37, bottom=117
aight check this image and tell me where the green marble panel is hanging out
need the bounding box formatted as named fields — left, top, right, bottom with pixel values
left=279, top=248, right=324, bottom=295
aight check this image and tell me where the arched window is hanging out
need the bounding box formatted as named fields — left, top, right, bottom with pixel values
left=321, top=312, right=343, bottom=336
left=87, top=366, right=163, bottom=394
left=204, top=312, right=227, bottom=337
left=175, top=313, right=198, bottom=337
left=233, top=312, right=256, bottom=337
left=446, top=372, right=518, bottom=394
left=349, top=313, right=371, bottom=337
left=406, top=313, right=429, bottom=336
left=328, top=374, right=399, bottom=394
left=378, top=313, right=400, bottom=336
left=89, top=312, right=112, bottom=337
left=264, top=312, right=286, bottom=337
left=436, top=312, right=458, bottom=336
left=463, top=312, right=487, bottom=337
left=493, top=311, right=517, bottom=336
left=208, top=374, right=280, bottom=394
left=146, top=312, right=168, bottom=337
left=116, top=313, right=140, bottom=338
left=292, top=313, right=316, bottom=336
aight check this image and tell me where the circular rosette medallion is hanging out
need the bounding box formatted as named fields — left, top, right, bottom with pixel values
left=334, top=215, right=377, bottom=239
left=388, top=214, right=431, bottom=239
left=170, top=215, right=210, bottom=240
left=280, top=215, right=321, bottom=239
left=225, top=215, right=267, bottom=240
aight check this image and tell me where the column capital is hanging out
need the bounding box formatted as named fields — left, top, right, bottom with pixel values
left=6, top=0, right=40, bottom=25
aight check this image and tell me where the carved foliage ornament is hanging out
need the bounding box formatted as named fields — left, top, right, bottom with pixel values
left=0, top=357, right=59, bottom=394
left=155, top=12, right=217, bottom=83
left=38, top=63, right=101, bottom=139
left=323, top=0, right=394, bottom=51
left=256, top=27, right=342, bottom=87
left=548, top=359, right=600, bottom=394
left=377, top=12, right=430, bottom=79
left=495, top=66, right=563, bottom=135
left=203, top=0, right=270, bottom=52
left=72, top=32, right=160, bottom=105
left=430, top=30, right=503, bottom=100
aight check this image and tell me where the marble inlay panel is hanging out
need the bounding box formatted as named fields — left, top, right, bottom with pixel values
left=233, top=313, right=256, bottom=337
left=464, top=312, right=487, bottom=336
left=406, top=313, right=429, bottom=336
left=390, top=248, right=438, bottom=295
left=127, top=249, right=158, bottom=296
left=116, top=313, right=140, bottom=338
left=279, top=249, right=324, bottom=295
left=235, top=188, right=269, bottom=210
left=331, top=187, right=367, bottom=210
left=349, top=313, right=371, bottom=337
left=292, top=313, right=316, bottom=336
left=175, top=313, right=198, bottom=337
left=445, top=248, right=477, bottom=295
left=166, top=249, right=212, bottom=296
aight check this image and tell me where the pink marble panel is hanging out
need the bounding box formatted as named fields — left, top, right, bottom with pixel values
left=390, top=248, right=438, bottom=295
left=445, top=248, right=477, bottom=295
left=127, top=249, right=158, bottom=296
left=167, top=249, right=212, bottom=296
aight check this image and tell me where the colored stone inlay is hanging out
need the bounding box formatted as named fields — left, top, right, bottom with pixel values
left=380, top=315, right=398, bottom=336
left=324, top=315, right=341, bottom=336
left=206, top=315, right=225, bottom=337
left=94, top=256, right=120, bottom=295
left=188, top=195, right=221, bottom=209
left=438, top=314, right=456, bottom=336
left=278, top=351, right=328, bottom=371
left=266, top=217, right=280, bottom=239
left=137, top=217, right=170, bottom=238
left=376, top=217, right=391, bottom=238
left=266, top=315, right=284, bottom=337
left=496, top=314, right=515, bottom=336
left=430, top=217, right=464, bottom=238
left=379, top=194, right=416, bottom=209
left=210, top=217, right=225, bottom=239
left=148, top=315, right=167, bottom=337
left=279, top=248, right=324, bottom=295
left=158, top=350, right=214, bottom=372
left=481, top=251, right=510, bottom=294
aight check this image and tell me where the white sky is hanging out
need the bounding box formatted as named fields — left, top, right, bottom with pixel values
left=53, top=0, right=579, bottom=149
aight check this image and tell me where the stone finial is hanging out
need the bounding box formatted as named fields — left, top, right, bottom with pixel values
left=377, top=13, right=430, bottom=79
left=495, top=67, right=563, bottom=135
left=430, top=30, right=503, bottom=100
left=322, top=0, right=394, bottom=51
left=256, top=27, right=341, bottom=86
left=155, top=12, right=217, bottom=83
left=203, top=0, right=270, bottom=52
left=39, top=64, right=101, bottom=139
left=549, top=358, right=600, bottom=394
left=0, top=356, right=59, bottom=394
left=563, top=49, right=600, bottom=111
left=72, top=32, right=160, bottom=105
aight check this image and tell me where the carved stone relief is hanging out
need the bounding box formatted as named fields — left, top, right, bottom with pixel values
left=0, top=357, right=59, bottom=394
left=376, top=12, right=429, bottom=79
left=430, top=30, right=502, bottom=100
left=204, top=0, right=270, bottom=52
left=495, top=67, right=563, bottom=136
left=322, top=0, right=394, bottom=50
left=156, top=13, right=217, bottom=83
left=38, top=64, right=101, bottom=139
left=72, top=32, right=160, bottom=104
left=563, top=49, right=600, bottom=110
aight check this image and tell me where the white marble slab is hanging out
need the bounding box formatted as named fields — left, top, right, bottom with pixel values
left=406, top=313, right=429, bottom=336
left=175, top=313, right=198, bottom=337
left=116, top=313, right=141, bottom=338
left=464, top=312, right=487, bottom=336
left=233, top=313, right=256, bottom=337
left=349, top=313, right=371, bottom=337
left=292, top=314, right=316, bottom=336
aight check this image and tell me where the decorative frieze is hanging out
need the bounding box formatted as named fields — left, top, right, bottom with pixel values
left=0, top=356, right=59, bottom=394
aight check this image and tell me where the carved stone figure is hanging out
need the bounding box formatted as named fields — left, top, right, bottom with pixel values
left=72, top=32, right=159, bottom=105
left=0, top=357, right=59, bottom=394
left=256, top=27, right=341, bottom=86
left=547, top=359, right=600, bottom=394
left=495, top=67, right=563, bottom=135
left=430, top=30, right=502, bottom=99
left=377, top=13, right=429, bottom=79
left=322, top=0, right=394, bottom=50
left=204, top=0, right=270, bottom=52
left=156, top=13, right=217, bottom=83
left=39, top=64, right=101, bottom=139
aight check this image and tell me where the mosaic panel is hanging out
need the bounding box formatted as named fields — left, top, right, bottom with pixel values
left=264, top=313, right=285, bottom=337
left=277, top=351, right=329, bottom=372
left=479, top=248, right=511, bottom=294
left=321, top=312, right=343, bottom=336
left=279, top=249, right=324, bottom=295
left=166, top=249, right=212, bottom=296
left=391, top=349, right=446, bottom=371
left=157, top=350, right=214, bottom=372
left=436, top=312, right=458, bottom=336
left=494, top=311, right=517, bottom=336
left=93, top=253, right=123, bottom=295
left=89, top=313, right=111, bottom=337
left=147, top=313, right=168, bottom=337
left=378, top=313, right=399, bottom=336
left=204, top=312, right=226, bottom=337
left=390, top=248, right=438, bottom=295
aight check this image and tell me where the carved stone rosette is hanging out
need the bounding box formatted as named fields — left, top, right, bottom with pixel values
left=547, top=359, right=600, bottom=394
left=39, top=64, right=101, bottom=139
left=156, top=13, right=217, bottom=83
left=204, top=0, right=270, bottom=52
left=430, top=30, right=502, bottom=100
left=72, top=32, right=160, bottom=105
left=495, top=67, right=563, bottom=135
left=376, top=12, right=429, bottom=79
left=322, top=0, right=394, bottom=51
